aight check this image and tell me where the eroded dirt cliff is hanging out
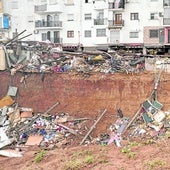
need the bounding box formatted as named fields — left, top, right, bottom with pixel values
left=1, top=71, right=170, bottom=135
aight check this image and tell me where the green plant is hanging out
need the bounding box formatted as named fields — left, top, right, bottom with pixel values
left=146, top=159, right=167, bottom=170
left=98, top=159, right=109, bottom=164
left=121, top=146, right=136, bottom=159
left=85, top=150, right=92, bottom=156
left=72, top=151, right=83, bottom=157
left=85, top=155, right=94, bottom=164
left=143, top=139, right=155, bottom=145
left=34, top=150, right=46, bottom=163
left=121, top=146, right=131, bottom=154
left=64, top=159, right=83, bottom=170
left=128, top=141, right=140, bottom=147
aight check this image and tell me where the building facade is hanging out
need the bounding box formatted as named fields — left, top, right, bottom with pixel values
left=1, top=0, right=170, bottom=52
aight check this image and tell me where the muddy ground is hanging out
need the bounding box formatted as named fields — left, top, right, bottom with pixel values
left=0, top=71, right=170, bottom=170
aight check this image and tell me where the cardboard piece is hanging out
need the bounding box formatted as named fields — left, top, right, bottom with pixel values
left=25, top=135, right=43, bottom=146
left=0, top=96, right=14, bottom=108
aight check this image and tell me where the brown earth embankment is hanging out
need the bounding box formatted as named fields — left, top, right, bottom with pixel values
left=1, top=71, right=170, bottom=116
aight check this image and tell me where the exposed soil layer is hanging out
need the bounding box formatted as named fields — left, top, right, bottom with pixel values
left=1, top=71, right=170, bottom=135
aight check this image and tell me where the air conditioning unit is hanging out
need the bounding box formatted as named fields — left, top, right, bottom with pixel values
left=126, top=0, right=130, bottom=3
left=34, top=30, right=39, bottom=34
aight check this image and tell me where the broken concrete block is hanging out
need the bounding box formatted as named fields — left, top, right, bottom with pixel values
left=7, top=86, right=18, bottom=97
left=0, top=115, right=7, bottom=126
left=0, top=128, right=14, bottom=149
left=0, top=149, right=23, bottom=157
left=20, top=111, right=33, bottom=118
left=8, top=109, right=21, bottom=125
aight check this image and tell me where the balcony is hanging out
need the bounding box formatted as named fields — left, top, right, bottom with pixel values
left=164, top=0, right=170, bottom=7
left=108, top=20, right=124, bottom=28
left=35, top=20, right=62, bottom=28
left=108, top=1, right=125, bottom=10
left=34, top=4, right=47, bottom=13
left=163, top=18, right=170, bottom=25
left=94, top=19, right=107, bottom=25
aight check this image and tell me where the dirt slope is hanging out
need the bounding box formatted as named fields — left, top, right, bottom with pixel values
left=0, top=71, right=170, bottom=170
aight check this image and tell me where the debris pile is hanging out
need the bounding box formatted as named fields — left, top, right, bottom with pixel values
left=0, top=37, right=146, bottom=75
left=0, top=95, right=92, bottom=155
left=93, top=99, right=170, bottom=148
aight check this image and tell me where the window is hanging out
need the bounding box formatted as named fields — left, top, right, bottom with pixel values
left=85, top=0, right=88, bottom=3
left=150, top=30, right=159, bottom=38
left=49, top=0, right=57, bottom=5
left=97, top=10, right=104, bottom=19
left=85, top=13, right=92, bottom=20
left=130, top=32, right=139, bottom=38
left=130, top=13, right=139, bottom=20
left=67, top=14, right=74, bottom=21
left=85, top=30, right=91, bottom=37
left=67, top=31, right=74, bottom=38
left=11, top=1, right=18, bottom=9
left=96, top=29, right=106, bottom=37
left=150, top=13, right=158, bottom=20
left=65, top=0, right=74, bottom=5
left=42, top=33, right=47, bottom=41
left=164, top=0, right=170, bottom=6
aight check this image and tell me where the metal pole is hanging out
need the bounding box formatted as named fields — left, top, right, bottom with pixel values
left=5, top=29, right=27, bottom=46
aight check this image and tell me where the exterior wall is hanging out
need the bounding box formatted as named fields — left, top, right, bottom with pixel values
left=4, top=0, right=34, bottom=40
left=81, top=0, right=109, bottom=47
left=62, top=0, right=81, bottom=44
left=2, top=0, right=168, bottom=49
left=121, top=0, right=163, bottom=44
left=143, top=26, right=163, bottom=46
left=0, top=0, right=3, bottom=13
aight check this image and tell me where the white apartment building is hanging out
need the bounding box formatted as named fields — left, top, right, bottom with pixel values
left=1, top=0, right=170, bottom=52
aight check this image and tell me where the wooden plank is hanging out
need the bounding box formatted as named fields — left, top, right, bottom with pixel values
left=122, top=106, right=142, bottom=134
left=57, top=123, right=78, bottom=135
left=80, top=109, right=107, bottom=145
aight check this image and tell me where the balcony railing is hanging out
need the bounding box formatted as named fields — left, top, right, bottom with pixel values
left=51, top=38, right=63, bottom=43
left=108, top=20, right=124, bottom=27
left=34, top=4, right=47, bottom=12
left=108, top=1, right=125, bottom=10
left=35, top=20, right=62, bottom=28
left=163, top=18, right=170, bottom=25
left=94, top=19, right=107, bottom=25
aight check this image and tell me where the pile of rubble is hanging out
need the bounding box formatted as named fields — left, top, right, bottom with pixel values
left=95, top=99, right=170, bottom=148
left=0, top=87, right=93, bottom=157
left=0, top=104, right=90, bottom=148
left=0, top=38, right=147, bottom=75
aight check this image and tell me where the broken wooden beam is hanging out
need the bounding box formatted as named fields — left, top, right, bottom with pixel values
left=80, top=109, right=107, bottom=145
left=57, top=123, right=78, bottom=135
left=122, top=105, right=142, bottom=134
left=44, top=102, right=60, bottom=115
